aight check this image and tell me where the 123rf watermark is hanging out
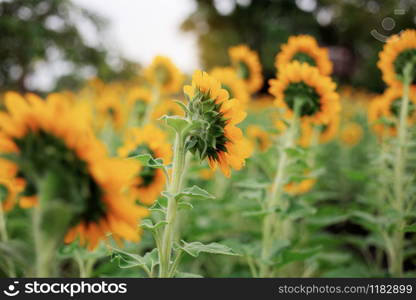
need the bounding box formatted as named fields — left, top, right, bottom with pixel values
left=2, top=280, right=127, bottom=297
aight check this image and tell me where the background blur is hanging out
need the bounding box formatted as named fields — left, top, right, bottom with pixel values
left=0, top=0, right=415, bottom=94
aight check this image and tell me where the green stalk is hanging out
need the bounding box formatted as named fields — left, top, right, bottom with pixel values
left=33, top=173, right=73, bottom=277
left=159, top=131, right=187, bottom=277
left=259, top=103, right=300, bottom=277
left=143, top=85, right=160, bottom=125
left=0, top=201, right=16, bottom=277
left=390, top=62, right=413, bottom=277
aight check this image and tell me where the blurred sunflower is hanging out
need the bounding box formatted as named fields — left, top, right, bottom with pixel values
left=118, top=124, right=172, bottom=205
left=276, top=35, right=332, bottom=76
left=210, top=67, right=250, bottom=106
left=284, top=177, right=316, bottom=195
left=0, top=158, right=24, bottom=212
left=299, top=114, right=340, bottom=147
left=368, top=95, right=391, bottom=137
left=127, top=87, right=151, bottom=121
left=145, top=56, right=183, bottom=94
left=95, top=96, right=126, bottom=130
left=269, top=61, right=340, bottom=125
left=378, top=29, right=416, bottom=87
left=0, top=92, right=148, bottom=250
left=340, top=122, right=364, bottom=147
left=0, top=178, right=20, bottom=212
left=151, top=99, right=185, bottom=121
left=184, top=70, right=252, bottom=177
left=247, top=125, right=272, bottom=152
left=381, top=86, right=416, bottom=123
left=229, top=45, right=263, bottom=94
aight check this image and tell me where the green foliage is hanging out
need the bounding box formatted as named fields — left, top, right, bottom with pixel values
left=0, top=0, right=139, bottom=92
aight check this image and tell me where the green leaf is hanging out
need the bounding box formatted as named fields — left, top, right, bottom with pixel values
left=173, top=100, right=190, bottom=115
left=285, top=201, right=317, bottom=220
left=111, top=248, right=159, bottom=272
left=140, top=219, right=167, bottom=231
left=176, top=185, right=215, bottom=201
left=161, top=115, right=191, bottom=133
left=128, top=153, right=165, bottom=168
left=284, top=147, right=306, bottom=158
left=178, top=201, right=194, bottom=210
left=180, top=241, right=240, bottom=258
left=275, top=246, right=321, bottom=268
left=175, top=272, right=203, bottom=278
left=242, top=206, right=281, bottom=218
left=403, top=224, right=416, bottom=232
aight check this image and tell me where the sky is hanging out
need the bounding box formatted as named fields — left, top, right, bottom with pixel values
left=30, top=0, right=199, bottom=91
left=73, top=0, right=199, bottom=72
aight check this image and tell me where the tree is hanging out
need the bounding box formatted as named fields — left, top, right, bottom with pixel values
left=0, top=0, right=138, bottom=93
left=182, top=0, right=415, bottom=92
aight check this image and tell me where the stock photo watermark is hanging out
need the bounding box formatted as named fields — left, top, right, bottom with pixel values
left=370, top=8, right=406, bottom=42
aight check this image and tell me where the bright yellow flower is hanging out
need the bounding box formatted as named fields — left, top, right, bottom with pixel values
left=229, top=45, right=263, bottom=93
left=247, top=125, right=272, bottom=152
left=118, top=124, right=172, bottom=205
left=0, top=92, right=148, bottom=250
left=269, top=61, right=340, bottom=125
left=378, top=29, right=416, bottom=87
left=340, top=122, right=364, bottom=147
left=210, top=67, right=250, bottom=106
left=145, top=56, right=183, bottom=94
left=276, top=35, right=332, bottom=76
left=184, top=70, right=252, bottom=177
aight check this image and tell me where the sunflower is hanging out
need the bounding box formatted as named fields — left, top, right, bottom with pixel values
left=247, top=125, right=272, bottom=152
left=151, top=99, right=185, bottom=121
left=368, top=95, right=392, bottom=137
left=340, top=122, right=364, bottom=147
left=229, top=45, right=263, bottom=93
left=299, top=114, right=340, bottom=147
left=210, top=67, right=250, bottom=106
left=126, top=87, right=151, bottom=122
left=0, top=176, right=21, bottom=212
left=0, top=92, right=148, bottom=250
left=118, top=124, right=172, bottom=205
left=269, top=61, right=340, bottom=125
left=0, top=158, right=24, bottom=212
left=184, top=70, right=252, bottom=177
left=145, top=56, right=183, bottom=94
left=381, top=86, right=416, bottom=123
left=276, top=35, right=332, bottom=76
left=95, top=95, right=127, bottom=130
left=378, top=29, right=416, bottom=87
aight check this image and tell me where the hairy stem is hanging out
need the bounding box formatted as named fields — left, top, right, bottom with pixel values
left=390, top=62, right=413, bottom=277
left=159, top=132, right=187, bottom=277
left=0, top=202, right=16, bottom=277
left=259, top=104, right=300, bottom=277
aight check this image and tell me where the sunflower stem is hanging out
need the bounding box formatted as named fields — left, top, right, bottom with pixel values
left=143, top=84, right=160, bottom=125
left=159, top=131, right=186, bottom=277
left=0, top=200, right=16, bottom=277
left=259, top=101, right=301, bottom=277
left=33, top=173, right=73, bottom=277
left=390, top=62, right=413, bottom=277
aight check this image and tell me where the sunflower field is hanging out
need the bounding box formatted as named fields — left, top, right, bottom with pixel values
left=1, top=2, right=416, bottom=279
